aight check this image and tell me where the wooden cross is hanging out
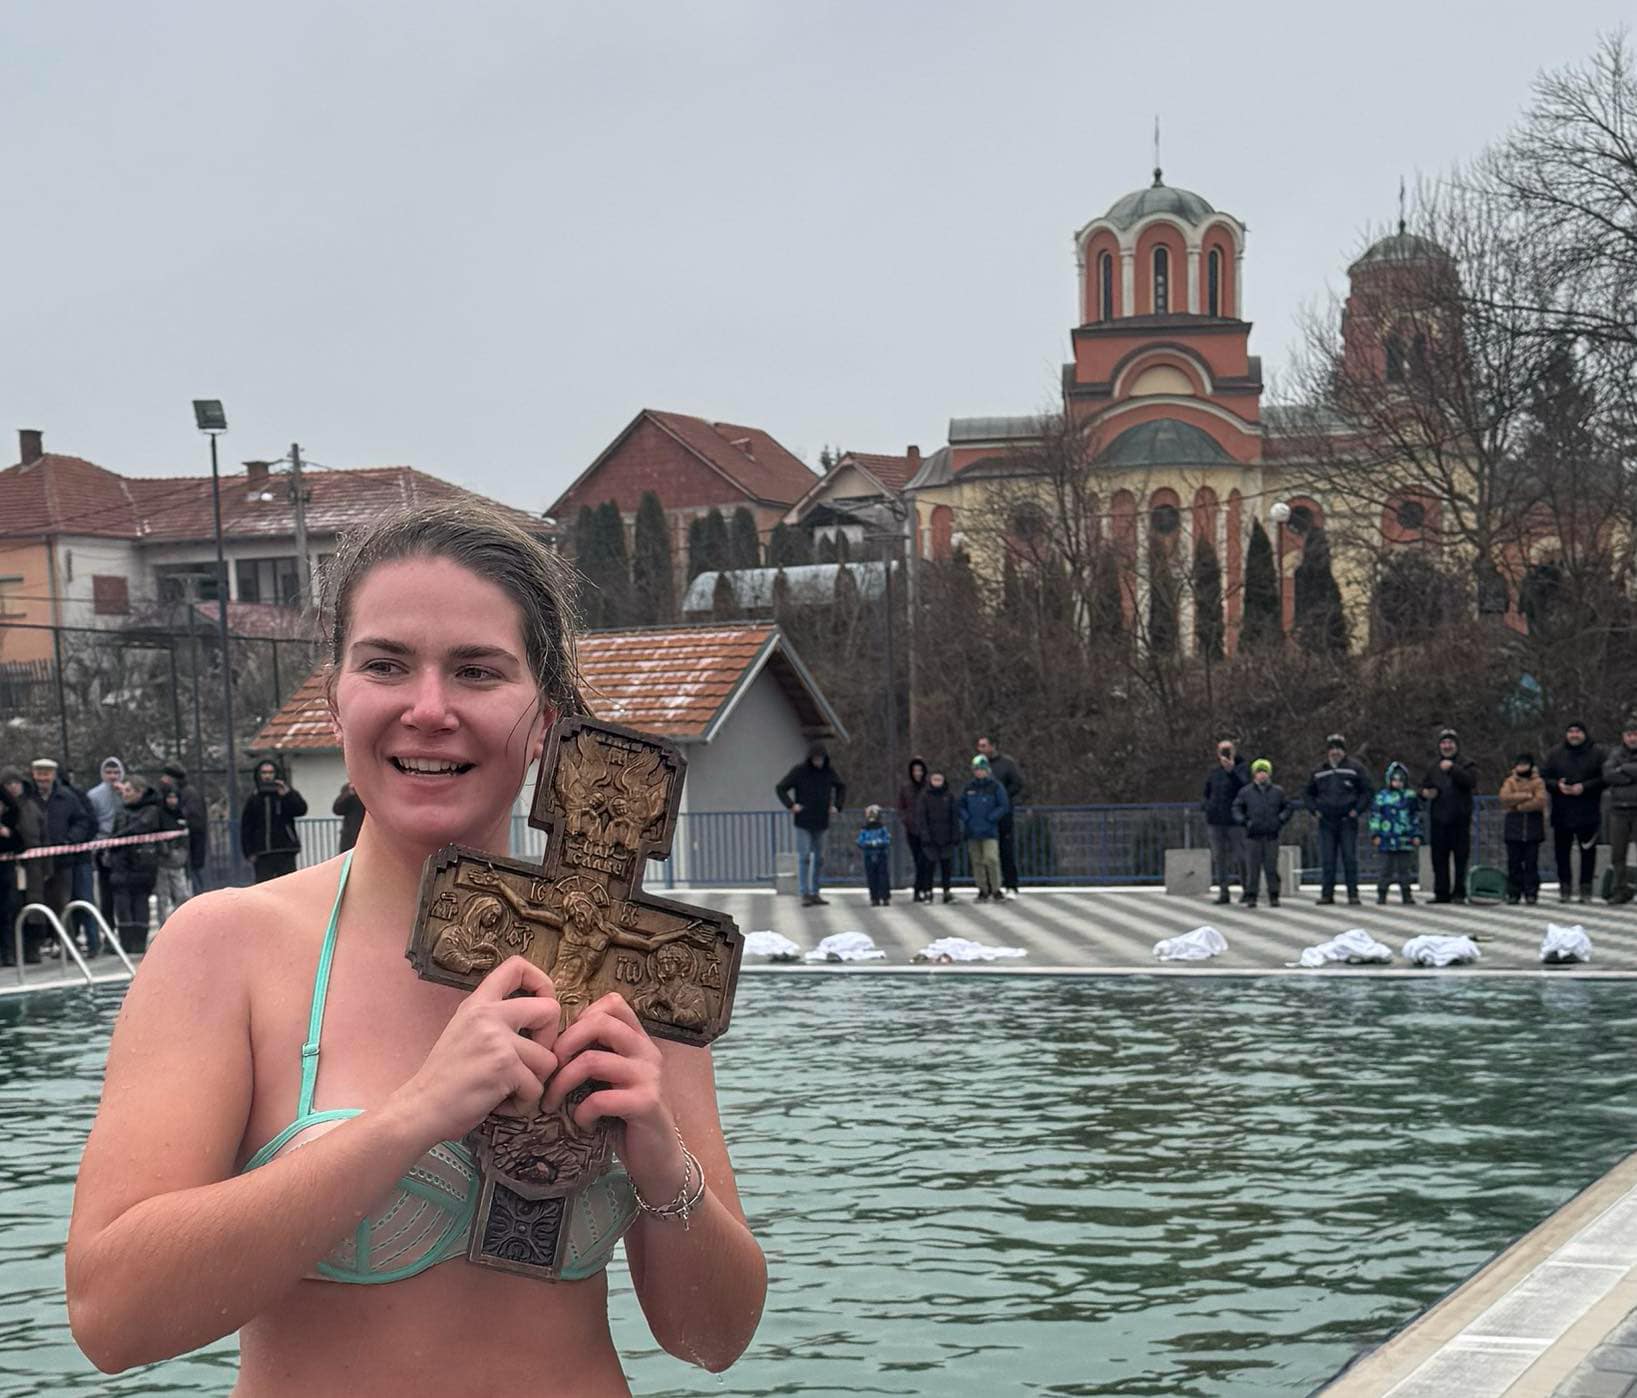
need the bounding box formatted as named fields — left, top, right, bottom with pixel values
left=405, top=715, right=742, bottom=1280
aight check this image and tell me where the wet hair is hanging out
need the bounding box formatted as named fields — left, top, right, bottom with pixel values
left=320, top=501, right=584, bottom=717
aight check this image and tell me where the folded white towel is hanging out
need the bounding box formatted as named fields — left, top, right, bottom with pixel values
left=804, top=931, right=886, bottom=963
left=1153, top=926, right=1227, bottom=961
left=912, top=936, right=1028, bottom=964
left=744, top=930, right=803, bottom=961
left=1401, top=934, right=1481, bottom=967
left=1298, top=928, right=1394, bottom=968
left=1540, top=923, right=1593, bottom=964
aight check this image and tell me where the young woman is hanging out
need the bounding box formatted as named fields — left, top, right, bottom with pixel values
left=67, top=504, right=766, bottom=1394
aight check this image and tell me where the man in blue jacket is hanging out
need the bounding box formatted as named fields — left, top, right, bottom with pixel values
left=959, top=755, right=1011, bottom=902
left=1304, top=735, right=1373, bottom=906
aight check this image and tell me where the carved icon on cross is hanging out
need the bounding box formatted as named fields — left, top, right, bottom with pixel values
left=405, top=716, right=742, bottom=1280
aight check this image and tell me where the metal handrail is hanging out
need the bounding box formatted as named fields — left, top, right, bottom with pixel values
left=63, top=900, right=136, bottom=975
left=11, top=904, right=96, bottom=987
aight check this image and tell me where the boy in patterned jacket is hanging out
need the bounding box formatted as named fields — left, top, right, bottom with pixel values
left=857, top=804, right=893, bottom=907
left=1368, top=761, right=1422, bottom=905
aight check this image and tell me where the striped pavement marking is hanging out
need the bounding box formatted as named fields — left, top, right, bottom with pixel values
left=697, top=885, right=1636, bottom=976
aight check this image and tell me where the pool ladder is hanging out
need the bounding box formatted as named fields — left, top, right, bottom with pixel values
left=9, top=901, right=137, bottom=987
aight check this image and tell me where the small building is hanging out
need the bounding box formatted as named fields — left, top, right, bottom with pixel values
left=548, top=408, right=818, bottom=584
left=251, top=623, right=846, bottom=874
left=681, top=562, right=891, bottom=617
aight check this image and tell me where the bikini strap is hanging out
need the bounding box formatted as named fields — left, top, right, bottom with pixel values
left=297, top=850, right=355, bottom=1116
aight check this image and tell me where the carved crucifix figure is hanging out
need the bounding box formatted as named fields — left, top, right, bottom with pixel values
left=406, top=716, right=742, bottom=1280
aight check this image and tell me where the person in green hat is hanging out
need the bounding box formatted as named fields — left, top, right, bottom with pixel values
left=1232, top=759, right=1295, bottom=908
left=959, top=754, right=1010, bottom=902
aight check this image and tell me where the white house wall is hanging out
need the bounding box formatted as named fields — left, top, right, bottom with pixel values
left=54, top=536, right=140, bottom=629
left=684, top=667, right=809, bottom=814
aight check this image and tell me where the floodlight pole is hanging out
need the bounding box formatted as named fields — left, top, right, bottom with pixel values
left=207, top=428, right=240, bottom=863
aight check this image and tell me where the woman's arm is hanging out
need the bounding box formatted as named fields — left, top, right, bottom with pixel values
left=545, top=997, right=766, bottom=1371
left=623, top=1042, right=766, bottom=1372
left=67, top=918, right=561, bottom=1374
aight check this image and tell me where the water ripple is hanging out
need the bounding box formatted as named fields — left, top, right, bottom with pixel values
left=2, top=976, right=1635, bottom=1394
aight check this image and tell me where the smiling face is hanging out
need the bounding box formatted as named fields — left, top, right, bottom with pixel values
left=333, top=557, right=552, bottom=856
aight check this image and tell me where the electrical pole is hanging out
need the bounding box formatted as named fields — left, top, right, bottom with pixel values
left=289, top=442, right=311, bottom=605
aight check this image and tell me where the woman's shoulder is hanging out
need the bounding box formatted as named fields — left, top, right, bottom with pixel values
left=149, top=860, right=345, bottom=969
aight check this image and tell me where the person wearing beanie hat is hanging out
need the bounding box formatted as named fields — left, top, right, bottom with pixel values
left=856, top=802, right=893, bottom=907
left=1201, top=738, right=1251, bottom=907
left=1420, top=727, right=1477, bottom=903
left=1543, top=720, right=1607, bottom=903
left=1606, top=717, right=1637, bottom=903
left=959, top=755, right=1010, bottom=901
left=1499, top=753, right=1547, bottom=905
left=1305, top=737, right=1373, bottom=905
left=1232, top=759, right=1295, bottom=908
left=1368, top=762, right=1422, bottom=906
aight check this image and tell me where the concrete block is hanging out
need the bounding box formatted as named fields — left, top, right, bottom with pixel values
left=1418, top=845, right=1434, bottom=891
left=1164, top=848, right=1212, bottom=897
left=774, top=852, right=798, bottom=896
left=1279, top=845, right=1302, bottom=891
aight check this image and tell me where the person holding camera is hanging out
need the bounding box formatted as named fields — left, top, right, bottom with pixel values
left=240, top=759, right=307, bottom=883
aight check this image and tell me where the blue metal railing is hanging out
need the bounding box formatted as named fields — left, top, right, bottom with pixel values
left=198, top=795, right=1562, bottom=890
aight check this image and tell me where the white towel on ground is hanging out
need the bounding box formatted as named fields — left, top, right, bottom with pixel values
left=912, top=936, right=1028, bottom=964
left=1297, top=928, right=1394, bottom=968
left=805, top=931, right=886, bottom=963
left=744, top=930, right=803, bottom=961
left=1153, top=926, right=1227, bottom=961
left=1540, top=923, right=1593, bottom=964
left=1401, top=934, right=1481, bottom=967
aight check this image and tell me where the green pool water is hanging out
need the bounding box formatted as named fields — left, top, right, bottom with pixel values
left=2, top=974, right=1635, bottom=1396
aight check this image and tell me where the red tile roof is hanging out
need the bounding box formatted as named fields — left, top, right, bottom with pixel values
left=252, top=624, right=843, bottom=752
left=644, top=413, right=817, bottom=506
left=842, top=451, right=914, bottom=492
left=1, top=454, right=542, bottom=543
left=0, top=455, right=145, bottom=539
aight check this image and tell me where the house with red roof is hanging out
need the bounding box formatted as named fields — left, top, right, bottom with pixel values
left=0, top=428, right=543, bottom=664
left=548, top=408, right=818, bottom=575
left=252, top=623, right=845, bottom=876
left=782, top=446, right=922, bottom=556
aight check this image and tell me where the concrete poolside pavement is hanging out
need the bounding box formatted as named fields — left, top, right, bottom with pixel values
left=5, top=884, right=1633, bottom=995
left=703, top=884, right=1636, bottom=975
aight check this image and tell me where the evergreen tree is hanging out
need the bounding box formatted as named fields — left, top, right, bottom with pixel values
left=729, top=507, right=761, bottom=570
left=631, top=491, right=674, bottom=626
left=768, top=522, right=813, bottom=567
left=687, top=508, right=730, bottom=581
left=1293, top=527, right=1349, bottom=654
left=572, top=505, right=601, bottom=623
left=1240, top=520, right=1281, bottom=653
left=586, top=501, right=632, bottom=627
left=711, top=571, right=739, bottom=621
left=1193, top=538, right=1224, bottom=660
left=1147, top=556, right=1180, bottom=655
left=815, top=532, right=839, bottom=564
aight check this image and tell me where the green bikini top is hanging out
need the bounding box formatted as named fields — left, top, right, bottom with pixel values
left=240, top=851, right=636, bottom=1283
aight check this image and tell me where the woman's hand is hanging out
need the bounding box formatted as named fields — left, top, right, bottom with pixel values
left=543, top=993, right=686, bottom=1201
left=389, top=956, right=562, bottom=1144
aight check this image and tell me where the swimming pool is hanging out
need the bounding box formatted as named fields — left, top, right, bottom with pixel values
left=3, top=974, right=1635, bottom=1395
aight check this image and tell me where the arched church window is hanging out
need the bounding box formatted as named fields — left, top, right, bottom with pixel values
left=1385, top=335, right=1406, bottom=383
left=1150, top=503, right=1181, bottom=535
left=1207, top=249, right=1221, bottom=316
left=1153, top=247, right=1169, bottom=314
left=1099, top=253, right=1113, bottom=321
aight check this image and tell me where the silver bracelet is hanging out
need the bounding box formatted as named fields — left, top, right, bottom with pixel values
left=631, top=1128, right=707, bottom=1230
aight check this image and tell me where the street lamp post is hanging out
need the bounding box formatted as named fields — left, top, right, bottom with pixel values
left=193, top=399, right=239, bottom=879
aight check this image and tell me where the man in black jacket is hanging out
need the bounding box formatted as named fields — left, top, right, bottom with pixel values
left=1202, top=738, right=1250, bottom=906
left=0, top=770, right=26, bottom=966
left=1419, top=727, right=1477, bottom=904
left=1541, top=720, right=1606, bottom=904
left=1305, top=735, right=1372, bottom=906
left=774, top=744, right=846, bottom=907
left=976, top=736, right=1026, bottom=896
left=240, top=759, right=308, bottom=883
left=30, top=757, right=96, bottom=919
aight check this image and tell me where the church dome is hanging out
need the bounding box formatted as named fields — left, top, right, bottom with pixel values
left=1350, top=228, right=1452, bottom=271
left=1098, top=418, right=1231, bottom=469
left=1103, top=171, right=1216, bottom=231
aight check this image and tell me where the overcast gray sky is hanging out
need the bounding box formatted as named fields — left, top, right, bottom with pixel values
left=3, top=2, right=1628, bottom=513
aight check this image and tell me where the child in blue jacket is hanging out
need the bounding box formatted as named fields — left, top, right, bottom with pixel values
left=857, top=804, right=893, bottom=906
left=1368, top=761, right=1422, bottom=904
